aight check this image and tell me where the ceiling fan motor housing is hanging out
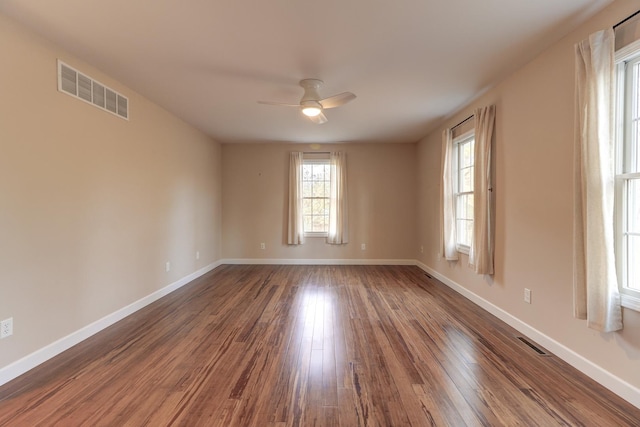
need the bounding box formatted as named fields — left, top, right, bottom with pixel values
left=299, top=79, right=323, bottom=102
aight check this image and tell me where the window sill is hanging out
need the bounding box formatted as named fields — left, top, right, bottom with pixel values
left=621, top=294, right=640, bottom=312
left=304, top=233, right=328, bottom=238
left=456, top=245, right=470, bottom=255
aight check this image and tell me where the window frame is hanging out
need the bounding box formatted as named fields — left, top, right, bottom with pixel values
left=452, top=130, right=476, bottom=254
left=301, top=157, right=331, bottom=238
left=614, top=39, right=640, bottom=311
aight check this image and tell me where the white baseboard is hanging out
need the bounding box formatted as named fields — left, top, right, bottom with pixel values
left=0, top=260, right=222, bottom=387
left=220, top=258, right=416, bottom=265
left=415, top=261, right=640, bottom=409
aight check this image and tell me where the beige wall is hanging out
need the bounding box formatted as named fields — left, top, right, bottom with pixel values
left=0, top=15, right=222, bottom=368
left=222, top=143, right=417, bottom=261
left=417, top=0, right=640, bottom=391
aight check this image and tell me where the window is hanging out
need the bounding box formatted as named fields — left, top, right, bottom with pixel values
left=453, top=131, right=475, bottom=253
left=302, top=159, right=330, bottom=236
left=288, top=152, right=348, bottom=245
left=615, top=42, right=640, bottom=309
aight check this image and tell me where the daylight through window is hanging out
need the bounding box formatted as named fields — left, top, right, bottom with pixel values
left=302, top=160, right=330, bottom=235
left=454, top=132, right=475, bottom=252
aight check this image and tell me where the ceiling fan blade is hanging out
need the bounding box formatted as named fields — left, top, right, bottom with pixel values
left=307, top=111, right=328, bottom=124
left=257, top=100, right=300, bottom=107
left=319, top=92, right=356, bottom=109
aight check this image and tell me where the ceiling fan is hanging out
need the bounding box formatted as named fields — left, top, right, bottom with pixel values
left=258, top=79, right=356, bottom=124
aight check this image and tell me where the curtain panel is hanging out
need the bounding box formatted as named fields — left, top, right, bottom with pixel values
left=469, top=105, right=495, bottom=275
left=440, top=128, right=459, bottom=261
left=573, top=28, right=622, bottom=332
left=328, top=151, right=348, bottom=244
left=287, top=152, right=305, bottom=245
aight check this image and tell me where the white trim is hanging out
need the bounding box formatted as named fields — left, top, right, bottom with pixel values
left=304, top=232, right=329, bottom=238
left=220, top=258, right=416, bottom=266
left=616, top=38, right=640, bottom=62
left=621, top=293, right=640, bottom=311
left=415, top=261, right=640, bottom=409
left=0, top=260, right=222, bottom=387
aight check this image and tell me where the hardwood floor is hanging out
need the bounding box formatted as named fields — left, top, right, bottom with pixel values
left=0, top=264, right=638, bottom=426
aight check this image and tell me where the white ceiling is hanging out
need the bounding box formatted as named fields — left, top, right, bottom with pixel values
left=1, top=0, right=613, bottom=144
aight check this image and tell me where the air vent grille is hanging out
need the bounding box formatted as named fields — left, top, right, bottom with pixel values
left=57, top=60, right=129, bottom=120
left=516, top=336, right=549, bottom=356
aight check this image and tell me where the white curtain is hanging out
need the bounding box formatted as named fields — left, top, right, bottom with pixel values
left=287, top=152, right=305, bottom=245
left=469, top=105, right=495, bottom=275
left=574, top=28, right=622, bottom=332
left=328, top=151, right=348, bottom=244
left=440, top=128, right=459, bottom=261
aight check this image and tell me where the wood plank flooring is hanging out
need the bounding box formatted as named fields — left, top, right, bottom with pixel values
left=0, top=264, right=638, bottom=426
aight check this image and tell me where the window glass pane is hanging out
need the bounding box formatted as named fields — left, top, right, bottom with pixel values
left=459, top=143, right=467, bottom=168
left=303, top=198, right=312, bottom=213
left=456, top=219, right=473, bottom=248
left=633, top=119, right=640, bottom=173
left=459, top=140, right=474, bottom=169
left=312, top=215, right=325, bottom=232
left=630, top=62, right=640, bottom=173
left=456, top=220, right=467, bottom=247
left=456, top=194, right=473, bottom=220
left=303, top=181, right=312, bottom=197
left=312, top=181, right=325, bottom=197
left=633, top=63, right=639, bottom=118
left=629, top=179, right=640, bottom=233
left=466, top=220, right=474, bottom=247
left=462, top=194, right=469, bottom=220
left=304, top=215, right=313, bottom=232
left=303, top=165, right=312, bottom=180
left=312, top=199, right=324, bottom=215
left=460, top=166, right=474, bottom=193
left=313, top=164, right=325, bottom=180
left=628, top=235, right=640, bottom=291
left=458, top=142, right=466, bottom=168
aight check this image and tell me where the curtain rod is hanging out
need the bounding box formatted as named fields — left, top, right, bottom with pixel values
left=614, top=9, right=640, bottom=29
left=451, top=114, right=474, bottom=130
left=303, top=151, right=330, bottom=154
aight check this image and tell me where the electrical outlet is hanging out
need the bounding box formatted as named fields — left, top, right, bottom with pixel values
left=196, top=251, right=200, bottom=260
left=420, top=245, right=424, bottom=253
left=524, top=288, right=531, bottom=304
left=361, top=243, right=366, bottom=250
left=260, top=243, right=266, bottom=250
left=166, top=261, right=171, bottom=272
left=1, top=318, right=13, bottom=339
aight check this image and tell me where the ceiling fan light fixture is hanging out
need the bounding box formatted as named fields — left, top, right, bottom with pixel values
left=302, top=106, right=322, bottom=117
left=301, top=100, right=323, bottom=117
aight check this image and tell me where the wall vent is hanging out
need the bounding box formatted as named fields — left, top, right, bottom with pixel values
left=516, top=336, right=549, bottom=356
left=57, top=60, right=129, bottom=120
